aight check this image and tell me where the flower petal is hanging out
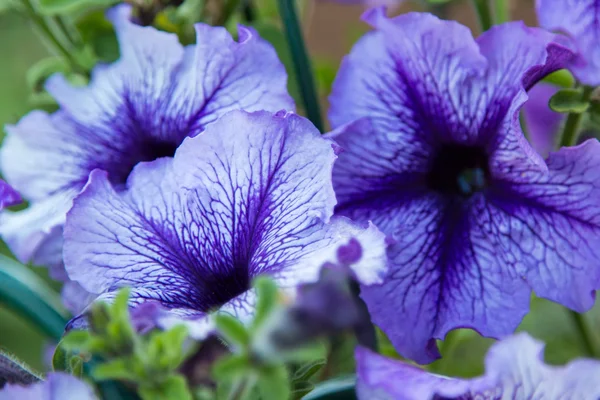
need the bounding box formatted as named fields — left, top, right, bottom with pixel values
left=0, top=372, right=97, bottom=400
left=64, top=111, right=355, bottom=323
left=0, top=180, right=20, bottom=209
left=522, top=83, right=562, bottom=157
left=356, top=333, right=600, bottom=399
left=489, top=139, right=600, bottom=312
left=328, top=8, right=572, bottom=145
left=355, top=346, right=494, bottom=400
left=359, top=193, right=532, bottom=364
left=0, top=192, right=73, bottom=264
left=537, top=0, right=600, bottom=85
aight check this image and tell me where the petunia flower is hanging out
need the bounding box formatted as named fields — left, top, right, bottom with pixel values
left=0, top=180, right=20, bottom=209
left=0, top=372, right=97, bottom=400
left=327, top=8, right=600, bottom=364
left=0, top=4, right=293, bottom=313
left=537, top=0, right=600, bottom=86
left=355, top=333, right=600, bottom=400
left=63, top=110, right=388, bottom=335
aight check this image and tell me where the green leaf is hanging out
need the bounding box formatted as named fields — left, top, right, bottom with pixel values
left=26, top=57, right=69, bottom=93
left=60, top=330, right=92, bottom=351
left=76, top=11, right=119, bottom=63
left=257, top=365, right=290, bottom=400
left=91, top=358, right=138, bottom=382
left=0, top=254, right=68, bottom=340
left=252, top=276, right=279, bottom=330
left=138, top=375, right=192, bottom=400
left=52, top=341, right=69, bottom=372
left=543, top=69, right=575, bottom=88
left=214, top=314, right=250, bottom=348
left=291, top=359, right=325, bottom=383
left=549, top=88, right=590, bottom=113
left=213, top=354, right=249, bottom=381
left=37, top=0, right=117, bottom=16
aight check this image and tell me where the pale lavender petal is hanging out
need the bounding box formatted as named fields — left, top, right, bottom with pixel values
left=522, top=83, right=562, bottom=157
left=0, top=191, right=74, bottom=264
left=0, top=373, right=97, bottom=400
left=0, top=4, right=293, bottom=268
left=537, top=0, right=600, bottom=85
left=356, top=333, right=600, bottom=399
left=64, top=111, right=379, bottom=328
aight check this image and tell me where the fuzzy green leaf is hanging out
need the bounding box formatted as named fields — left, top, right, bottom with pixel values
left=214, top=314, right=250, bottom=347
left=26, top=57, right=69, bottom=92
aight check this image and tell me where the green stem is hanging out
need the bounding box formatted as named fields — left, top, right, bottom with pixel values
left=52, top=15, right=83, bottom=48
left=0, top=254, right=68, bottom=340
left=492, top=0, right=509, bottom=24
left=569, top=311, right=597, bottom=357
left=276, top=0, right=324, bottom=132
left=559, top=86, right=592, bottom=147
left=471, top=0, right=493, bottom=32
left=214, top=0, right=242, bottom=26
left=20, top=0, right=82, bottom=73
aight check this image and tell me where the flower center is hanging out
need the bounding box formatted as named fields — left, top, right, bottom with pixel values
left=427, top=144, right=490, bottom=197
left=115, top=139, right=179, bottom=184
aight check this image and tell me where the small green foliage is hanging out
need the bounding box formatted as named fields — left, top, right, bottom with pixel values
left=549, top=88, right=591, bottom=114
left=257, top=365, right=290, bottom=400
left=52, top=288, right=194, bottom=400
left=251, top=276, right=279, bottom=331
left=138, top=375, right=193, bottom=400
left=76, top=11, right=119, bottom=63
left=214, top=314, right=251, bottom=348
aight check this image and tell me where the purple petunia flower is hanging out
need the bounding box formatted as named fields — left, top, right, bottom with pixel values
left=537, top=0, right=600, bottom=86
left=0, top=4, right=293, bottom=313
left=356, top=333, right=600, bottom=399
left=0, top=372, right=97, bottom=400
left=327, top=8, right=600, bottom=364
left=0, top=180, right=20, bottom=209
left=63, top=110, right=388, bottom=336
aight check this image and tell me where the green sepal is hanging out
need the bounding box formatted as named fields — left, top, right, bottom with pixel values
left=146, top=324, right=189, bottom=371
left=549, top=88, right=590, bottom=114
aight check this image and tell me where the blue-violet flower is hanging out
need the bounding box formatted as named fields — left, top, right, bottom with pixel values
left=327, top=8, right=600, bottom=363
